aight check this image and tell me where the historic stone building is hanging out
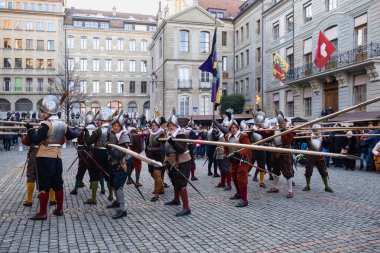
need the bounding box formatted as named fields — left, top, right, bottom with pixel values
left=262, top=0, right=380, bottom=119
left=0, top=0, right=65, bottom=118
left=149, top=0, right=243, bottom=118
left=64, top=7, right=156, bottom=116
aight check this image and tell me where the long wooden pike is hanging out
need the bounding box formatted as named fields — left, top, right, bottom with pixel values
left=0, top=126, right=38, bottom=130
left=160, top=138, right=360, bottom=160
left=0, top=120, right=40, bottom=126
left=254, top=96, right=380, bottom=145
left=294, top=134, right=380, bottom=139
left=107, top=144, right=163, bottom=167
left=0, top=132, right=21, bottom=135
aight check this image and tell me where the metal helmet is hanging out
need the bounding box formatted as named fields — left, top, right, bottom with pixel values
left=151, top=107, right=161, bottom=127
left=225, top=108, right=234, bottom=121
left=240, top=120, right=248, bottom=130
left=40, top=95, right=60, bottom=115
left=85, top=111, right=95, bottom=125
left=187, top=117, right=195, bottom=129
left=151, top=116, right=160, bottom=127
left=111, top=110, right=125, bottom=126
left=167, top=107, right=178, bottom=127
left=254, top=111, right=266, bottom=124
left=277, top=111, right=286, bottom=125
left=96, top=107, right=112, bottom=121
left=311, top=124, right=322, bottom=133
left=228, top=119, right=239, bottom=131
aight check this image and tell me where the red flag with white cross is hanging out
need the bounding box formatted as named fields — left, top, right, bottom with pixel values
left=314, top=31, right=336, bottom=69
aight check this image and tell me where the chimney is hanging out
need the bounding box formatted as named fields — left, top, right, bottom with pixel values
left=157, top=1, right=163, bottom=21
left=112, top=6, right=116, bottom=17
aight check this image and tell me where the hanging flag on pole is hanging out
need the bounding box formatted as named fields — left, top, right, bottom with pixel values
left=199, top=28, right=220, bottom=110
left=314, top=31, right=336, bottom=69
left=273, top=52, right=289, bottom=83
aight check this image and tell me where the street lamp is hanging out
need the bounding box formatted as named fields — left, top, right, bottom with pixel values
left=151, top=72, right=165, bottom=117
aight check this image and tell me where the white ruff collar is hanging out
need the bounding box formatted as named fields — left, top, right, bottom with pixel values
left=149, top=127, right=163, bottom=136
left=169, top=127, right=181, bottom=138
left=231, top=130, right=241, bottom=139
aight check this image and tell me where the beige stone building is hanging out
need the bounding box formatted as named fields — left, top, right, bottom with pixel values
left=0, top=0, right=64, bottom=118
left=149, top=0, right=242, bottom=118
left=64, top=7, right=156, bottom=117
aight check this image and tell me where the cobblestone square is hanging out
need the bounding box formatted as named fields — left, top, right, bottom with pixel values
left=0, top=147, right=379, bottom=253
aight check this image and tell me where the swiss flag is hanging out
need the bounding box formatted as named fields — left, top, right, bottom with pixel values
left=314, top=31, right=336, bottom=69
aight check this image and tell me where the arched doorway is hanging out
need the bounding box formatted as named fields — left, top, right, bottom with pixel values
left=143, top=101, right=150, bottom=116
left=107, top=101, right=122, bottom=114
left=15, top=98, right=33, bottom=111
left=128, top=102, right=138, bottom=114
left=0, top=98, right=11, bottom=112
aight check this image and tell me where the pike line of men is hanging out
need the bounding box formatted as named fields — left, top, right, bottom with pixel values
left=23, top=94, right=335, bottom=221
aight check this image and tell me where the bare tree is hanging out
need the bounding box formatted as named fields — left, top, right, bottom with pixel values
left=49, top=55, right=87, bottom=125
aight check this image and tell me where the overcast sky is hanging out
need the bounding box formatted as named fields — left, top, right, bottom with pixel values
left=66, top=0, right=160, bottom=15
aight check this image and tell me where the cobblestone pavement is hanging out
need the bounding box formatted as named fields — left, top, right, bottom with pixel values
left=0, top=147, right=379, bottom=253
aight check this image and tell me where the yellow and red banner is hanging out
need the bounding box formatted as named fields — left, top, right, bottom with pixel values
left=273, top=52, right=289, bottom=83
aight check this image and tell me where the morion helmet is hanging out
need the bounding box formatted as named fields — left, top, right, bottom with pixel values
left=167, top=107, right=178, bottom=127
left=276, top=111, right=286, bottom=125
left=96, top=107, right=112, bottom=121
left=254, top=111, right=266, bottom=124
left=40, top=95, right=60, bottom=115
left=85, top=111, right=95, bottom=125
left=111, top=110, right=125, bottom=126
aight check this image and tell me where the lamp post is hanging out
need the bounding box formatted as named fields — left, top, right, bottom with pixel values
left=151, top=72, right=165, bottom=118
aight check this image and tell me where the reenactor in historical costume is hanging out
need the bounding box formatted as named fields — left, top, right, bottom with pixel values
left=223, top=109, right=252, bottom=207
left=250, top=111, right=274, bottom=188
left=106, top=111, right=131, bottom=219
left=159, top=116, right=169, bottom=188
left=184, top=118, right=198, bottom=181
left=145, top=113, right=166, bottom=202
left=83, top=107, right=113, bottom=204
left=164, top=109, right=192, bottom=216
left=267, top=111, right=296, bottom=198
left=206, top=125, right=220, bottom=177
left=301, top=124, right=334, bottom=193
left=22, top=139, right=39, bottom=206
left=27, top=95, right=78, bottom=220
left=213, top=118, right=232, bottom=191
left=127, top=124, right=143, bottom=187
left=70, top=111, right=97, bottom=195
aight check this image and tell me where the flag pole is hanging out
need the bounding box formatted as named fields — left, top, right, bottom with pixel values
left=213, top=15, right=217, bottom=120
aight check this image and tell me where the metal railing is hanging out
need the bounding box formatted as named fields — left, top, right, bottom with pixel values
left=199, top=81, right=211, bottom=89
left=178, top=79, right=192, bottom=89
left=286, top=43, right=380, bottom=83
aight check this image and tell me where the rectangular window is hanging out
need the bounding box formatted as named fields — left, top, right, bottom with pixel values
left=37, top=78, right=43, bottom=91
left=200, top=71, right=211, bottom=86
left=129, top=40, right=136, bottom=51
left=93, top=81, right=99, bottom=93
left=15, top=58, right=22, bottom=68
left=179, top=96, right=190, bottom=116
left=37, top=59, right=44, bottom=69
left=106, top=38, right=112, bottom=51
left=222, top=31, right=227, bottom=46
left=273, top=22, right=279, bottom=40
left=246, top=23, right=249, bottom=38
left=52, top=5, right=56, bottom=12
left=286, top=90, right=294, bottom=117
left=256, top=20, right=260, bottom=34
left=47, top=59, right=54, bottom=69
left=256, top=78, right=261, bottom=93
left=67, top=36, right=74, bottom=49
left=37, top=4, right=42, bottom=11
left=222, top=56, right=227, bottom=71
left=80, top=37, right=87, bottom=50
left=26, top=21, right=32, bottom=30
left=26, top=39, right=33, bottom=49
left=355, top=25, right=367, bottom=47
left=129, top=81, right=135, bottom=93
left=124, top=24, right=134, bottom=30
left=106, top=60, right=112, bottom=72
left=287, top=14, right=294, bottom=32
left=327, top=0, right=337, bottom=11
left=47, top=40, right=54, bottom=50
left=117, top=39, right=124, bottom=51
left=26, top=58, right=33, bottom=68
left=159, top=37, right=163, bottom=58
left=80, top=59, right=87, bottom=71
left=240, top=80, right=244, bottom=94
left=141, top=40, right=147, bottom=51
left=179, top=30, right=189, bottom=52
left=148, top=26, right=156, bottom=32
left=105, top=81, right=112, bottom=93
left=37, top=40, right=44, bottom=50
left=222, top=83, right=227, bottom=96
left=26, top=78, right=33, bottom=91
left=235, top=31, right=239, bottom=45
left=45, top=4, right=50, bottom=12
left=240, top=27, right=244, bottom=42
left=304, top=2, right=312, bottom=23
left=245, top=78, right=249, bottom=95
left=93, top=37, right=99, bottom=50
left=4, top=78, right=11, bottom=91
left=3, top=20, right=11, bottom=29
left=4, top=38, right=12, bottom=48
left=117, top=81, right=124, bottom=94
left=200, top=31, right=210, bottom=53
left=141, top=61, right=147, bottom=72
left=240, top=52, right=244, bottom=68
left=199, top=96, right=210, bottom=115
left=129, top=60, right=136, bottom=72
left=273, top=93, right=280, bottom=111
left=354, top=74, right=367, bottom=111
left=15, top=20, right=22, bottom=29
left=47, top=23, right=54, bottom=31
left=246, top=49, right=249, bottom=66
left=7, top=1, right=12, bottom=9
left=286, top=47, right=294, bottom=70
left=93, top=59, right=99, bottom=72
left=235, top=55, right=238, bottom=70
left=30, top=3, right=35, bottom=10
left=234, top=82, right=238, bottom=94
left=73, top=21, right=82, bottom=27
left=100, top=22, right=108, bottom=29
left=80, top=81, right=87, bottom=93
left=117, top=60, right=124, bottom=72
left=36, top=22, right=44, bottom=31
left=141, top=81, right=147, bottom=93
left=256, top=47, right=261, bottom=63
left=304, top=86, right=312, bottom=116
left=23, top=3, right=28, bottom=10
left=68, top=58, right=74, bottom=71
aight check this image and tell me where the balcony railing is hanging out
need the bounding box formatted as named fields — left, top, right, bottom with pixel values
left=178, top=79, right=192, bottom=89
left=286, top=43, right=380, bottom=83
left=199, top=81, right=211, bottom=89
